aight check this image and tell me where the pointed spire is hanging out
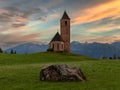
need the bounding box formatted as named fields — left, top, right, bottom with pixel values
left=61, top=11, right=70, bottom=19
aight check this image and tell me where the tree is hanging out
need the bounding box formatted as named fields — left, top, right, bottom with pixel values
left=4, top=51, right=8, bottom=54
left=14, top=51, right=16, bottom=54
left=0, top=48, right=3, bottom=53
left=113, top=54, right=117, bottom=60
left=102, top=56, right=107, bottom=59
left=10, top=49, right=14, bottom=54
left=109, top=57, right=113, bottom=60
left=10, top=49, right=16, bottom=54
left=118, top=56, right=120, bottom=59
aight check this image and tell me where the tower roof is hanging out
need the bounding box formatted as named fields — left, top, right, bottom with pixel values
left=50, top=32, right=64, bottom=42
left=61, top=11, right=70, bottom=19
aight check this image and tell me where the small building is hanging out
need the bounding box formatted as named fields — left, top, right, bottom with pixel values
left=50, top=32, right=64, bottom=52
left=49, top=11, right=70, bottom=52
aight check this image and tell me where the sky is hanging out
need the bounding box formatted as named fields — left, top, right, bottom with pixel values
left=0, top=0, right=120, bottom=49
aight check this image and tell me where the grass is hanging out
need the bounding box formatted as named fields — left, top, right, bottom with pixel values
left=0, top=52, right=120, bottom=90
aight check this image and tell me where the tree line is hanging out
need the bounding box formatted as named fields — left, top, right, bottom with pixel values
left=102, top=54, right=120, bottom=60
left=0, top=48, right=16, bottom=54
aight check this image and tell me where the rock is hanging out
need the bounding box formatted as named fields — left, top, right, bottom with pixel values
left=40, top=64, right=86, bottom=81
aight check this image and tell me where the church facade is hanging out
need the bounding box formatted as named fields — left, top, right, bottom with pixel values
left=49, top=11, right=70, bottom=52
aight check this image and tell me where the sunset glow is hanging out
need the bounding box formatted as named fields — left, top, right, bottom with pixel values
left=0, top=0, right=120, bottom=49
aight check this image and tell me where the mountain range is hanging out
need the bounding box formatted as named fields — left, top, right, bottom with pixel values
left=71, top=41, right=120, bottom=59
left=4, top=41, right=120, bottom=59
left=5, top=43, right=48, bottom=54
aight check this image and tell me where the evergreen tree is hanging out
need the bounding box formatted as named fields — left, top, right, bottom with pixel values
left=10, top=49, right=14, bottom=54
left=14, top=51, right=16, bottom=54
left=118, top=56, right=120, bottom=59
left=0, top=48, right=3, bottom=53
left=102, top=56, right=107, bottom=59
left=113, top=54, right=117, bottom=59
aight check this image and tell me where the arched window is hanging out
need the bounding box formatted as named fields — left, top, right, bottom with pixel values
left=65, top=21, right=67, bottom=26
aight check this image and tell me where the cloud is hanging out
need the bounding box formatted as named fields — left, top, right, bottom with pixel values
left=73, top=33, right=120, bottom=43
left=0, top=10, right=12, bottom=25
left=0, top=4, right=43, bottom=27
left=89, top=24, right=120, bottom=33
left=12, top=23, right=26, bottom=28
left=0, top=31, right=41, bottom=49
left=72, top=0, right=120, bottom=25
left=0, top=0, right=120, bottom=48
left=87, top=35, right=120, bottom=43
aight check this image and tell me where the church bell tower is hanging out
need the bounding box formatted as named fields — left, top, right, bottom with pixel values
left=60, top=11, right=70, bottom=52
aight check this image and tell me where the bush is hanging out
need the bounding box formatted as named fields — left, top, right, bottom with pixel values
left=47, top=48, right=53, bottom=52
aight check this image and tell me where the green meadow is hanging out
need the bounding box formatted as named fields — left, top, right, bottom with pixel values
left=0, top=53, right=120, bottom=90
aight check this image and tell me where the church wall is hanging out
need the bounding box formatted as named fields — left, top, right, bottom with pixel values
left=50, top=41, right=64, bottom=52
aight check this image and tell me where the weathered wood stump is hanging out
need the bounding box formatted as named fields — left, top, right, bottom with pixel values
left=40, top=64, right=86, bottom=81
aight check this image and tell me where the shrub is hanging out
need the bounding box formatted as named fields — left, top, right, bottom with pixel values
left=47, top=48, right=53, bottom=52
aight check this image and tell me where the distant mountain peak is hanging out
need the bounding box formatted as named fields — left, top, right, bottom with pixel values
left=4, top=41, right=120, bottom=59
left=4, top=42, right=48, bottom=54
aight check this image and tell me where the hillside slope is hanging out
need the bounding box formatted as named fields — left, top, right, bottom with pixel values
left=0, top=53, right=120, bottom=90
left=0, top=52, right=94, bottom=65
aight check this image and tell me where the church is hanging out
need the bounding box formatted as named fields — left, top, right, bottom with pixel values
left=49, top=11, right=70, bottom=52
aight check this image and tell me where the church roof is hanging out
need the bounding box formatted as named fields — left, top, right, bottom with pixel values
left=61, top=11, right=70, bottom=19
left=50, top=32, right=64, bottom=42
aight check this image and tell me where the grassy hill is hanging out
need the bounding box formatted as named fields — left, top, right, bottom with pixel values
left=0, top=52, right=120, bottom=90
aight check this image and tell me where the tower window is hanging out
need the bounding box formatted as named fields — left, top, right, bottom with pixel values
left=65, top=21, right=67, bottom=26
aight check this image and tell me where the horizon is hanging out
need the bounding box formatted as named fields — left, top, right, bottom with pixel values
left=0, top=0, right=120, bottom=49
left=2, top=40, right=120, bottom=50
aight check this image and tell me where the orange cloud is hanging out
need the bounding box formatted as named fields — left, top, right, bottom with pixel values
left=0, top=9, right=8, bottom=14
left=72, top=0, right=120, bottom=25
left=13, top=15, right=27, bottom=24
left=88, top=24, right=120, bottom=33
left=87, top=35, right=120, bottom=43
